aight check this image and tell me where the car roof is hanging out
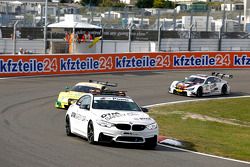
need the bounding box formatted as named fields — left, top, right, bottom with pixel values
left=75, top=82, right=104, bottom=89
left=189, top=74, right=212, bottom=79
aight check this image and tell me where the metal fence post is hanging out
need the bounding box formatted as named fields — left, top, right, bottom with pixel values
left=158, top=24, right=163, bottom=51
left=188, top=24, right=194, bottom=51
left=44, top=0, right=48, bottom=54
left=13, top=20, right=19, bottom=54
left=157, top=9, right=160, bottom=30
left=128, top=23, right=135, bottom=52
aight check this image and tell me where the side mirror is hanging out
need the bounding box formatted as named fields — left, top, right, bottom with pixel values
left=80, top=104, right=90, bottom=110
left=65, top=86, right=70, bottom=92
left=141, top=107, right=148, bottom=113
left=207, top=81, right=211, bottom=84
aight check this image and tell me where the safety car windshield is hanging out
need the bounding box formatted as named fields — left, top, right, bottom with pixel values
left=71, top=85, right=100, bottom=93
left=185, top=77, right=205, bottom=84
left=92, top=97, right=141, bottom=111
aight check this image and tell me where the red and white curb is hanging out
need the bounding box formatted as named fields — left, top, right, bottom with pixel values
left=146, top=96, right=250, bottom=164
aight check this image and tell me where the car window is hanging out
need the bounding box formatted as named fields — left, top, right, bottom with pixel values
left=205, top=77, right=215, bottom=84
left=80, top=96, right=91, bottom=107
left=92, top=97, right=141, bottom=111
left=186, top=77, right=204, bottom=84
left=71, top=85, right=100, bottom=93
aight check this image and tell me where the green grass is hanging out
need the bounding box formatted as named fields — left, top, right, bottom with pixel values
left=149, top=97, right=250, bottom=161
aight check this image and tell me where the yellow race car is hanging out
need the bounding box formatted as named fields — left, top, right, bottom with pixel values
left=55, top=80, right=117, bottom=109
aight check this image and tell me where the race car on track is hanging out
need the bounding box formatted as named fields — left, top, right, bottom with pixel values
left=169, top=72, right=233, bottom=97
left=55, top=80, right=117, bottom=109
left=65, top=91, right=158, bottom=148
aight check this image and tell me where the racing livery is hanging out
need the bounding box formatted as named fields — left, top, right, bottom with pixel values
left=169, top=72, right=233, bottom=97
left=55, top=80, right=117, bottom=109
left=65, top=93, right=158, bottom=148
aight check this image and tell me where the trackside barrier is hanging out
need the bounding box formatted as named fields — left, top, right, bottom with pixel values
left=1, top=51, right=250, bottom=77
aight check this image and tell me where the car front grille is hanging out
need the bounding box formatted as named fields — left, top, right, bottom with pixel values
left=115, top=124, right=146, bottom=131
left=115, top=124, right=131, bottom=130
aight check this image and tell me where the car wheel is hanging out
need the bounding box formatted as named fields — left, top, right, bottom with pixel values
left=221, top=84, right=228, bottom=95
left=65, top=116, right=73, bottom=136
left=87, top=121, right=95, bottom=144
left=144, top=136, right=157, bottom=149
left=196, top=87, right=203, bottom=97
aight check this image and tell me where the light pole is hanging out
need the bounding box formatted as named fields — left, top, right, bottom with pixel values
left=44, top=0, right=48, bottom=54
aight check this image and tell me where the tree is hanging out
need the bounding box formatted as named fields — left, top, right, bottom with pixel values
left=136, top=0, right=154, bottom=8
left=153, top=0, right=166, bottom=8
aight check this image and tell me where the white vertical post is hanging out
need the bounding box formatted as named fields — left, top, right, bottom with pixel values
left=44, top=0, right=48, bottom=54
left=13, top=20, right=19, bottom=54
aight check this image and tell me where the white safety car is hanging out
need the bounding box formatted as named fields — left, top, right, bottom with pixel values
left=169, top=72, right=233, bottom=97
left=65, top=91, right=158, bottom=149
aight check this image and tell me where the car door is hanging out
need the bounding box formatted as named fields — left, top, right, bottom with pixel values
left=203, top=77, right=218, bottom=94
left=77, top=95, right=92, bottom=136
left=70, top=96, right=85, bottom=134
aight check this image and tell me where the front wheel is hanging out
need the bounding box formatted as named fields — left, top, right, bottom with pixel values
left=87, top=121, right=96, bottom=144
left=144, top=136, right=157, bottom=149
left=65, top=116, right=73, bottom=136
left=196, top=87, right=203, bottom=97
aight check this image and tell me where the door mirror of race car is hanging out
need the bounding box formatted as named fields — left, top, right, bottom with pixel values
left=207, top=81, right=211, bottom=84
left=141, top=108, right=149, bottom=113
left=65, top=86, right=71, bottom=92
left=80, top=104, right=90, bottom=110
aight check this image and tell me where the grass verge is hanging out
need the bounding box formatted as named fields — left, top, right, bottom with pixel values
left=149, top=97, right=250, bottom=161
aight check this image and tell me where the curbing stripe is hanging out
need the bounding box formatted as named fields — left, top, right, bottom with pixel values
left=144, top=96, right=250, bottom=164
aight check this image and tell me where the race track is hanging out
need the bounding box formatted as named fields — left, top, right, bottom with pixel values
left=0, top=69, right=249, bottom=167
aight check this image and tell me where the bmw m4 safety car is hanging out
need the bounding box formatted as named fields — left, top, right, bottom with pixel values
left=169, top=72, right=233, bottom=97
left=55, top=80, right=117, bottom=109
left=65, top=91, right=158, bottom=149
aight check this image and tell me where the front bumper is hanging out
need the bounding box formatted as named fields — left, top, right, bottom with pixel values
left=169, top=87, right=196, bottom=97
left=96, top=126, right=158, bottom=144
left=55, top=99, right=77, bottom=109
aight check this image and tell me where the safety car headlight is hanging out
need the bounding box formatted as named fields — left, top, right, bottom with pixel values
left=146, top=122, right=158, bottom=130
left=96, top=120, right=114, bottom=128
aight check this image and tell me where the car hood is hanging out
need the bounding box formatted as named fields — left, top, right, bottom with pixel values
left=62, top=91, right=86, bottom=99
left=176, top=81, right=199, bottom=89
left=93, top=110, right=155, bottom=124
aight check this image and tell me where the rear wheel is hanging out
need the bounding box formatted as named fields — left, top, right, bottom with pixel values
left=87, top=121, right=96, bottom=144
left=221, top=84, right=228, bottom=95
left=65, top=116, right=73, bottom=136
left=196, top=87, right=203, bottom=97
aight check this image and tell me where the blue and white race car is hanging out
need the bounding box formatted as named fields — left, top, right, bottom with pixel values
left=65, top=91, right=158, bottom=149
left=169, top=72, right=233, bottom=97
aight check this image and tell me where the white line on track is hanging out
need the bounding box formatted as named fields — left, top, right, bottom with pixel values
left=144, top=96, right=250, bottom=165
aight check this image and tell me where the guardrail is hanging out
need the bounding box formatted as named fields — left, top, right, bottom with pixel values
left=0, top=51, right=250, bottom=77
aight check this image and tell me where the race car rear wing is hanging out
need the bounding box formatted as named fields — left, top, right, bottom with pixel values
left=212, top=72, right=233, bottom=79
left=89, top=80, right=118, bottom=87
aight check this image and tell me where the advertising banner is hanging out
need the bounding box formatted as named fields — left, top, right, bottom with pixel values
left=0, top=51, right=250, bottom=77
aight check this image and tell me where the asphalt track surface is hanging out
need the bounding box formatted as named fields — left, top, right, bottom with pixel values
left=0, top=69, right=249, bottom=167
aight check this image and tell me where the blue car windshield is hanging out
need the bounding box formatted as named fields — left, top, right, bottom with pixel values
left=92, top=97, right=141, bottom=111
left=71, top=86, right=100, bottom=93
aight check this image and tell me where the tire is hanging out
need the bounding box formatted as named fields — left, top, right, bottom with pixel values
left=196, top=87, right=203, bottom=97
left=65, top=116, right=73, bottom=136
left=221, top=84, right=228, bottom=95
left=87, top=121, right=95, bottom=144
left=144, top=136, right=157, bottom=149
